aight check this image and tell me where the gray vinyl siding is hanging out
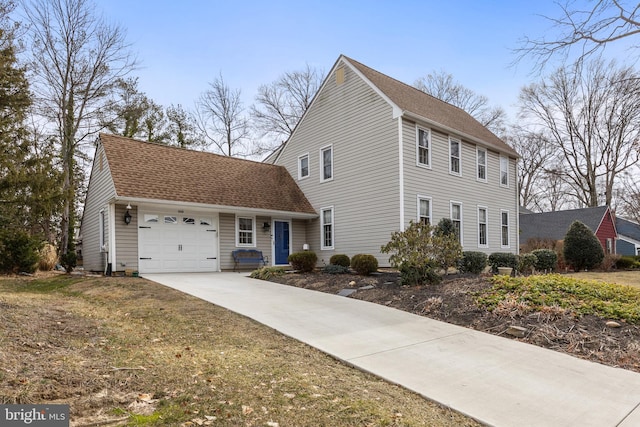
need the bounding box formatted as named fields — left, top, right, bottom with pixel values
left=219, top=213, right=278, bottom=270
left=291, top=219, right=307, bottom=254
left=114, top=204, right=138, bottom=272
left=402, top=120, right=519, bottom=254
left=276, top=64, right=400, bottom=266
left=80, top=143, right=117, bottom=272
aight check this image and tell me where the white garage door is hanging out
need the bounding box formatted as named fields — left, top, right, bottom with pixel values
left=138, top=212, right=218, bottom=273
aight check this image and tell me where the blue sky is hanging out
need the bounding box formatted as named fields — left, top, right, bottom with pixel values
left=94, top=1, right=632, bottom=122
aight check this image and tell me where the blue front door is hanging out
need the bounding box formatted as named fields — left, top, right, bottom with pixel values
left=274, top=221, right=290, bottom=265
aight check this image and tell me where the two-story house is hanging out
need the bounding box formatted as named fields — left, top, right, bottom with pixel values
left=270, top=55, right=520, bottom=266
left=80, top=55, right=519, bottom=274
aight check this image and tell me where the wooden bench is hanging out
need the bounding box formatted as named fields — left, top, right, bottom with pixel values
left=232, top=249, right=267, bottom=271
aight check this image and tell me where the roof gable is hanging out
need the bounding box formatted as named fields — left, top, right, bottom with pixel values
left=519, top=206, right=610, bottom=242
left=99, top=134, right=316, bottom=215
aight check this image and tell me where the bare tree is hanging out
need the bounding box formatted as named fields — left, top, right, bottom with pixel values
left=196, top=74, right=250, bottom=157
left=515, top=1, right=640, bottom=71
left=617, top=169, right=640, bottom=223
left=23, top=0, right=136, bottom=255
left=251, top=64, right=324, bottom=152
left=414, top=70, right=507, bottom=135
left=518, top=59, right=640, bottom=208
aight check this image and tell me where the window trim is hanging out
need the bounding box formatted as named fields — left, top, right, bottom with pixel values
left=476, top=146, right=487, bottom=182
left=500, top=155, right=509, bottom=187
left=320, top=206, right=335, bottom=250
left=449, top=137, right=462, bottom=176
left=235, top=215, right=256, bottom=248
left=477, top=206, right=488, bottom=248
left=320, top=145, right=333, bottom=182
left=298, top=153, right=310, bottom=180
left=500, top=209, right=510, bottom=248
left=450, top=201, right=463, bottom=245
left=416, top=126, right=431, bottom=169
left=417, top=195, right=432, bottom=226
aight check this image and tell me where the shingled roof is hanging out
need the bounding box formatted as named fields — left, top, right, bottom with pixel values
left=519, top=206, right=610, bottom=243
left=100, top=134, right=316, bottom=215
left=340, top=56, right=518, bottom=157
left=617, top=217, right=640, bottom=241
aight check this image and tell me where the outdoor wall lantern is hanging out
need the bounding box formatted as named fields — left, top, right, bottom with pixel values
left=124, top=204, right=132, bottom=225
left=263, top=222, right=271, bottom=231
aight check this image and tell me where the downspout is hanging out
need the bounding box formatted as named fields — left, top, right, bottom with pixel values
left=398, top=116, right=405, bottom=230
left=108, top=203, right=116, bottom=275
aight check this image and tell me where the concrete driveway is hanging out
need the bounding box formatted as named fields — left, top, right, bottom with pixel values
left=144, top=272, right=640, bottom=427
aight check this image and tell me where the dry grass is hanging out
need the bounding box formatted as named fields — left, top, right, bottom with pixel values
left=0, top=273, right=479, bottom=427
left=569, top=271, right=640, bottom=287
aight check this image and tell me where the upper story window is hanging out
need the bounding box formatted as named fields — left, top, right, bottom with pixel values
left=417, top=196, right=431, bottom=226
left=501, top=210, right=510, bottom=247
left=320, top=145, right=333, bottom=182
left=416, top=127, right=431, bottom=168
left=236, top=216, right=255, bottom=247
left=478, top=207, right=488, bottom=247
left=321, top=207, right=334, bottom=249
left=500, top=156, right=509, bottom=187
left=449, top=138, right=461, bottom=175
left=451, top=201, right=463, bottom=244
left=298, top=153, right=309, bottom=180
left=477, top=147, right=487, bottom=182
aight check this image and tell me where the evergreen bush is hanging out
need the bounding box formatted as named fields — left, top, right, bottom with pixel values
left=399, top=262, right=442, bottom=285
left=517, top=253, right=538, bottom=275
left=457, top=251, right=487, bottom=275
left=488, top=252, right=518, bottom=273
left=563, top=221, right=604, bottom=271
left=531, top=249, right=558, bottom=272
left=0, top=230, right=42, bottom=274
left=322, top=264, right=350, bottom=274
left=350, top=254, right=378, bottom=275
left=287, top=251, right=317, bottom=272
left=329, top=254, right=350, bottom=267
left=60, top=250, right=77, bottom=274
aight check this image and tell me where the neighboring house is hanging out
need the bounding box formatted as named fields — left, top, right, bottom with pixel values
left=616, top=217, right=640, bottom=256
left=271, top=55, right=520, bottom=265
left=80, top=134, right=317, bottom=274
left=519, top=206, right=618, bottom=253
left=81, top=55, right=520, bottom=274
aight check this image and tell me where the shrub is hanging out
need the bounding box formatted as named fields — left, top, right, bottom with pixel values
left=458, top=251, right=487, bottom=275
left=531, top=249, right=558, bottom=272
left=399, top=262, right=441, bottom=286
left=250, top=266, right=286, bottom=280
left=488, top=252, right=518, bottom=273
left=323, top=264, right=350, bottom=274
left=563, top=221, right=604, bottom=271
left=0, top=230, right=42, bottom=274
left=616, top=256, right=640, bottom=269
left=60, top=250, right=77, bottom=274
left=329, top=254, right=350, bottom=267
left=520, top=237, right=559, bottom=253
left=350, top=254, right=378, bottom=275
left=517, top=253, right=538, bottom=275
left=287, top=251, right=317, bottom=272
left=600, top=254, right=621, bottom=271
left=435, top=218, right=456, bottom=238
left=38, top=243, right=58, bottom=271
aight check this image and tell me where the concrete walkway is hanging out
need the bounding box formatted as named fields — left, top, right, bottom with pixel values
left=144, top=272, right=640, bottom=427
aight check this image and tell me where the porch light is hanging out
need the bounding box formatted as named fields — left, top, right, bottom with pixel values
left=124, top=206, right=132, bottom=225
left=262, top=222, right=271, bottom=231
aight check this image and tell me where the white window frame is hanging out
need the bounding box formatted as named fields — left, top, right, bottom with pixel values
left=298, top=153, right=309, bottom=180
left=449, top=137, right=461, bottom=176
left=417, top=195, right=432, bottom=226
left=235, top=215, right=256, bottom=247
left=450, top=201, right=463, bottom=245
left=320, top=145, right=333, bottom=182
left=500, top=155, right=509, bottom=187
left=416, top=126, right=431, bottom=168
left=477, top=206, right=488, bottom=248
left=99, top=209, right=106, bottom=252
left=476, top=147, right=487, bottom=182
left=320, top=206, right=334, bottom=250
left=501, top=210, right=510, bottom=248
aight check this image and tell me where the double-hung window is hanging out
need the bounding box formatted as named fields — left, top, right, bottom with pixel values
left=321, top=207, right=334, bottom=249
left=451, top=202, right=463, bottom=244
left=478, top=207, right=488, bottom=247
left=449, top=138, right=461, bottom=175
left=298, top=153, right=309, bottom=179
left=500, top=156, right=509, bottom=187
left=477, top=147, right=487, bottom=181
left=417, top=196, right=431, bottom=226
left=236, top=216, right=255, bottom=247
left=416, top=127, right=431, bottom=167
left=320, top=145, right=333, bottom=182
left=501, top=210, right=510, bottom=247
